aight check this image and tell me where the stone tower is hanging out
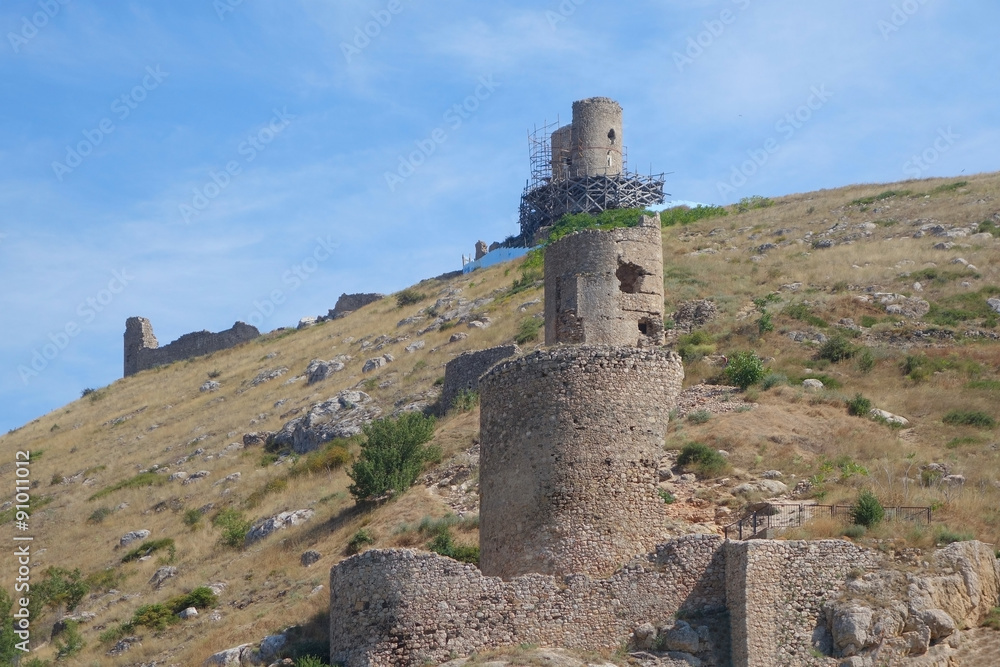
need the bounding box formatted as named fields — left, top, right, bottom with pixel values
left=123, top=316, right=158, bottom=377
left=478, top=216, right=682, bottom=580
left=569, top=97, right=624, bottom=178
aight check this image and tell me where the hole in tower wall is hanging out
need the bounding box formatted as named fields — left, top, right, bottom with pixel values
left=638, top=320, right=649, bottom=335
left=607, top=128, right=616, bottom=145
left=616, top=261, right=646, bottom=294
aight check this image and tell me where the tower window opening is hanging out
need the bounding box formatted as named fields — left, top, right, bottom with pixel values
left=608, top=128, right=616, bottom=145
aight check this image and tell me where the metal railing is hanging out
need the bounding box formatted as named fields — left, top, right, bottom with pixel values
left=723, top=503, right=932, bottom=540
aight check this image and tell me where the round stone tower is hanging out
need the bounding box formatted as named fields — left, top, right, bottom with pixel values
left=569, top=97, right=623, bottom=178
left=479, top=346, right=682, bottom=579
left=550, top=124, right=573, bottom=181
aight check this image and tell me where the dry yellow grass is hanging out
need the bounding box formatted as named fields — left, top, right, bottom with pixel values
left=1, top=170, right=999, bottom=664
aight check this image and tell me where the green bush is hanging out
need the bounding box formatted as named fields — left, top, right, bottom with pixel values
left=735, top=195, right=773, bottom=212
left=817, top=336, right=858, bottom=362
left=243, top=477, right=289, bottom=509
left=347, top=528, right=375, bottom=554
left=942, top=410, right=996, bottom=428
left=293, top=443, right=353, bottom=476
left=782, top=303, right=828, bottom=328
left=427, top=528, right=479, bottom=565
left=856, top=347, right=876, bottom=373
left=935, top=526, right=975, bottom=544
left=545, top=208, right=649, bottom=244
left=295, top=657, right=328, bottom=667
left=132, top=603, right=178, bottom=630
left=760, top=373, right=787, bottom=390
left=659, top=204, right=728, bottom=227
left=395, top=288, right=427, bottom=307
left=850, top=490, right=885, bottom=528
left=87, top=506, right=114, bottom=524
left=724, top=350, right=765, bottom=389
left=658, top=489, right=676, bottom=504
left=514, top=316, right=542, bottom=344
left=184, top=508, right=203, bottom=529
left=859, top=315, right=880, bottom=328
left=213, top=509, right=252, bottom=549
left=167, top=586, right=218, bottom=614
left=121, top=538, right=176, bottom=564
left=54, top=619, right=85, bottom=658
left=983, top=607, right=1000, bottom=631
left=757, top=312, right=774, bottom=334
left=676, top=330, right=716, bottom=362
left=686, top=410, right=711, bottom=425
left=34, top=567, right=89, bottom=611
left=348, top=413, right=439, bottom=503
left=845, top=394, right=872, bottom=417
left=842, top=525, right=866, bottom=539
left=450, top=389, right=479, bottom=413
left=676, top=442, right=729, bottom=479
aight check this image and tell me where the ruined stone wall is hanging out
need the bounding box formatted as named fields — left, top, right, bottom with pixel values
left=123, top=316, right=259, bottom=376
left=329, top=535, right=726, bottom=667
left=478, top=345, right=683, bottom=579
left=550, top=123, right=572, bottom=180
left=439, top=345, right=520, bottom=414
left=328, top=292, right=384, bottom=319
left=725, top=540, right=883, bottom=667
left=569, top=97, right=623, bottom=178
left=544, top=216, right=664, bottom=347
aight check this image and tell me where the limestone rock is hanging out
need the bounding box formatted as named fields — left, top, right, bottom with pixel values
left=296, top=316, right=318, bottom=329
left=869, top=408, right=909, bottom=427
left=200, top=380, right=220, bottom=392
left=404, top=340, right=425, bottom=353
left=259, top=633, right=287, bottom=662
left=633, top=621, right=656, bottom=650
left=942, top=474, right=966, bottom=486
left=250, top=367, right=288, bottom=387
left=269, top=390, right=380, bottom=454
left=919, top=608, right=956, bottom=641
left=988, top=297, right=1000, bottom=314
left=183, top=470, right=210, bottom=485
left=733, top=479, right=789, bottom=496
left=244, top=509, right=315, bottom=546
left=762, top=470, right=783, bottom=479
left=362, top=355, right=392, bottom=373
left=828, top=603, right=874, bottom=656
left=449, top=332, right=468, bottom=343
left=178, top=606, right=198, bottom=619
left=149, top=566, right=178, bottom=589
left=672, top=300, right=717, bottom=333
left=203, top=644, right=257, bottom=666
left=300, top=550, right=322, bottom=567
left=305, top=358, right=345, bottom=384
left=802, top=378, right=824, bottom=391
left=120, top=530, right=150, bottom=547
left=243, top=431, right=271, bottom=447
left=168, top=472, right=187, bottom=482
left=662, top=620, right=701, bottom=653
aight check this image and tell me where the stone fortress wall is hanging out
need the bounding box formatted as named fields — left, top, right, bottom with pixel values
left=439, top=345, right=520, bottom=415
left=568, top=96, right=623, bottom=178
left=123, top=316, right=259, bottom=377
left=327, top=292, right=384, bottom=320
left=478, top=346, right=682, bottom=579
left=544, top=215, right=665, bottom=347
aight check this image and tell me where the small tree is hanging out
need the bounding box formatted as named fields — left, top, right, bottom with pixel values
left=348, top=413, right=439, bottom=503
left=724, top=350, right=765, bottom=389
left=851, top=490, right=885, bottom=528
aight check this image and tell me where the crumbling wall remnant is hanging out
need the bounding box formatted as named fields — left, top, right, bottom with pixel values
left=327, top=293, right=385, bottom=320
left=123, top=317, right=259, bottom=377
left=439, top=345, right=520, bottom=414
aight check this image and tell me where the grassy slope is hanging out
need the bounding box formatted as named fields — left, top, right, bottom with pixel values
left=2, top=172, right=999, bottom=665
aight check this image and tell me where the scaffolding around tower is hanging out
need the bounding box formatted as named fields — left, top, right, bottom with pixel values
left=517, top=98, right=666, bottom=244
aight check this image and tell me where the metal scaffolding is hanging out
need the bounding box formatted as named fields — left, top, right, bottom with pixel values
left=517, top=122, right=666, bottom=243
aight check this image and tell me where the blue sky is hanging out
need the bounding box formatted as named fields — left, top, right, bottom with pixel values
left=1, top=0, right=997, bottom=433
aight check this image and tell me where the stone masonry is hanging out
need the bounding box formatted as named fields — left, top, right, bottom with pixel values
left=544, top=215, right=665, bottom=347
left=439, top=345, right=520, bottom=415
left=123, top=316, right=259, bottom=376
left=327, top=292, right=384, bottom=320
left=478, top=346, right=682, bottom=579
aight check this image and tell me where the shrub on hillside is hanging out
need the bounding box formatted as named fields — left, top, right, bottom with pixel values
left=676, top=442, right=729, bottom=479
left=348, top=413, right=439, bottom=503
left=846, top=393, right=872, bottom=417
left=724, top=350, right=765, bottom=389
left=213, top=509, right=252, bottom=549
left=676, top=330, right=715, bottom=362
left=121, top=538, right=175, bottom=564
left=347, top=528, right=375, bottom=554
left=817, top=335, right=858, bottom=362
left=942, top=410, right=996, bottom=428
left=427, top=528, right=479, bottom=565
left=850, top=490, right=885, bottom=528
left=515, top=316, right=542, bottom=345
left=659, top=204, right=728, bottom=227
left=395, top=288, right=427, bottom=307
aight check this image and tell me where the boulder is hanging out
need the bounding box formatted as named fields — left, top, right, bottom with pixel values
left=259, top=633, right=288, bottom=661
left=178, top=607, right=198, bottom=619
left=828, top=603, right=874, bottom=656
left=662, top=620, right=701, bottom=654
left=869, top=408, right=909, bottom=427
left=297, top=316, right=319, bottom=329
left=802, top=378, right=824, bottom=391
left=300, top=550, right=322, bottom=567
left=200, top=381, right=220, bottom=392
left=404, top=340, right=425, bottom=353
left=988, top=297, right=1000, bottom=314
left=733, top=479, right=789, bottom=496
left=243, top=432, right=271, bottom=447
left=633, top=622, right=656, bottom=650
left=362, top=355, right=392, bottom=373
left=168, top=472, right=187, bottom=482
left=203, top=644, right=257, bottom=666
left=244, top=509, right=315, bottom=546
left=305, top=358, right=346, bottom=384
left=919, top=608, right=956, bottom=641
left=449, top=332, right=469, bottom=343
left=149, top=566, right=178, bottom=589
left=120, top=530, right=150, bottom=547
left=182, top=470, right=211, bottom=485
left=269, top=390, right=380, bottom=454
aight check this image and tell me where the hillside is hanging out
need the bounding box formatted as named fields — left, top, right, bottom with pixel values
left=2, top=171, right=1000, bottom=666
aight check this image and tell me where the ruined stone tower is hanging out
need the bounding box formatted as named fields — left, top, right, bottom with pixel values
left=478, top=216, right=682, bottom=579
left=568, top=96, right=623, bottom=178
left=123, top=316, right=260, bottom=377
